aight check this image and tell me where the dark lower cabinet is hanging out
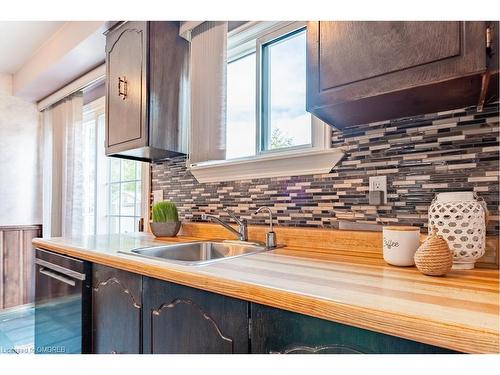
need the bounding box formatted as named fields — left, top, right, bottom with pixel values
left=143, top=277, right=249, bottom=353
left=86, top=264, right=456, bottom=354
left=250, top=303, right=457, bottom=354
left=92, top=265, right=142, bottom=354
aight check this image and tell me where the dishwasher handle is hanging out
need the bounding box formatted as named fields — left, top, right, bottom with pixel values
left=35, top=258, right=86, bottom=280
left=38, top=267, right=76, bottom=287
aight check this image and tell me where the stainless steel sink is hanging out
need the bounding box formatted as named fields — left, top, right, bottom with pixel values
left=119, top=240, right=268, bottom=266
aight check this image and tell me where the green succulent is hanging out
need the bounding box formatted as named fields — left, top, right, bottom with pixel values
left=152, top=201, right=179, bottom=222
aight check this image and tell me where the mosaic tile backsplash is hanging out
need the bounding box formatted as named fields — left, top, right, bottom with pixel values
left=152, top=102, right=499, bottom=236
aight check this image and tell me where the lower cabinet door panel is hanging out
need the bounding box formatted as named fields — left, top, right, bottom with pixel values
left=250, top=303, right=457, bottom=354
left=89, top=265, right=459, bottom=354
left=143, top=277, right=249, bottom=354
left=92, top=265, right=142, bottom=354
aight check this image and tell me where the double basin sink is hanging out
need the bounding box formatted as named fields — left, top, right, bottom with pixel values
left=119, top=240, right=269, bottom=266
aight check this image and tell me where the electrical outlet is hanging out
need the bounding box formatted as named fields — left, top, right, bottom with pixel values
left=369, top=176, right=387, bottom=204
left=152, top=190, right=163, bottom=204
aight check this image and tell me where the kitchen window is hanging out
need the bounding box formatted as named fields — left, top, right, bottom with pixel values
left=227, top=23, right=312, bottom=159
left=107, top=158, right=143, bottom=233
left=81, top=97, right=146, bottom=235
left=260, top=27, right=311, bottom=152
left=190, top=21, right=342, bottom=183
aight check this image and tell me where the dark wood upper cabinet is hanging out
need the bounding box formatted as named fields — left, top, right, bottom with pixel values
left=306, top=21, right=499, bottom=128
left=105, top=21, right=189, bottom=162
left=92, top=264, right=142, bottom=354
left=143, top=277, right=249, bottom=354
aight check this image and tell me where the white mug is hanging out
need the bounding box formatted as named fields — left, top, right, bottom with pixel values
left=382, top=226, right=421, bottom=266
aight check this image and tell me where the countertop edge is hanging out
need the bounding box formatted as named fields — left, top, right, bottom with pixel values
left=32, top=238, right=500, bottom=354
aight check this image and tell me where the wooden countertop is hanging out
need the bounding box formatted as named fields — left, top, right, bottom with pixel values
left=32, top=231, right=499, bottom=354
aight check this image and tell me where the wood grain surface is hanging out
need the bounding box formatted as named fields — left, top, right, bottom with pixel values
left=32, top=224, right=499, bottom=353
left=1, top=225, right=42, bottom=309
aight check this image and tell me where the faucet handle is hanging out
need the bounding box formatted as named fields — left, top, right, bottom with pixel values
left=253, top=206, right=276, bottom=248
left=224, top=209, right=244, bottom=225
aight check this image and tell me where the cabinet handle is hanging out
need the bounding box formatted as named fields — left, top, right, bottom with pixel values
left=118, top=76, right=128, bottom=100
left=486, top=26, right=492, bottom=50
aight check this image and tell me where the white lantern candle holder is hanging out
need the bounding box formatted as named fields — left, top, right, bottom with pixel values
left=428, top=192, right=488, bottom=270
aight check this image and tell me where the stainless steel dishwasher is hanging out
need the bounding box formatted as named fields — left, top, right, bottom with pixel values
left=34, top=248, right=91, bottom=354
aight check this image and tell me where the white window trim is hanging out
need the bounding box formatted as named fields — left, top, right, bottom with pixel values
left=189, top=21, right=343, bottom=183
left=190, top=148, right=343, bottom=183
left=256, top=22, right=308, bottom=155
left=83, top=96, right=149, bottom=233
left=190, top=118, right=343, bottom=183
left=82, top=97, right=105, bottom=235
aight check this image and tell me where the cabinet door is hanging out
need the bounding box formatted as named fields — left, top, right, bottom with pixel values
left=143, top=277, right=249, bottom=354
left=105, top=21, right=148, bottom=154
left=250, top=303, right=456, bottom=354
left=307, top=21, right=487, bottom=126
left=92, top=265, right=142, bottom=354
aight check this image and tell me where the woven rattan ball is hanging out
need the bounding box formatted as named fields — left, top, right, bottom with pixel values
left=414, top=227, right=453, bottom=276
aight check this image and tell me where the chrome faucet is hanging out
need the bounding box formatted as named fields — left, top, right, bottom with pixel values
left=253, top=206, right=277, bottom=248
left=201, top=209, right=248, bottom=241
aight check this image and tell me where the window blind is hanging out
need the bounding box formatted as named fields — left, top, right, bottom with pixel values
left=188, top=21, right=228, bottom=165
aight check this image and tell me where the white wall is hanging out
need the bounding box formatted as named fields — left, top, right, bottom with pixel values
left=0, top=73, right=42, bottom=226
left=13, top=21, right=107, bottom=102
left=0, top=73, right=12, bottom=95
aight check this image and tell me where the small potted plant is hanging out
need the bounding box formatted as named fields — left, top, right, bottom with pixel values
left=150, top=201, right=181, bottom=237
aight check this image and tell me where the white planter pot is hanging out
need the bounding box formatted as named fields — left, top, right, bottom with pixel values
left=429, top=192, right=488, bottom=270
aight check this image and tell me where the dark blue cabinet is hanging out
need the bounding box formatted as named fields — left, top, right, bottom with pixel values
left=91, top=265, right=142, bottom=354
left=86, top=267, right=457, bottom=354
left=250, top=303, right=457, bottom=354
left=143, top=277, right=249, bottom=354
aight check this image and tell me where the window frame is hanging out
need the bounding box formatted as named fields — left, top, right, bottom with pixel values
left=189, top=21, right=343, bottom=183
left=256, top=22, right=313, bottom=155
left=81, top=98, right=103, bottom=236
left=226, top=21, right=328, bottom=158
left=81, top=96, right=148, bottom=235
left=107, top=158, right=143, bottom=234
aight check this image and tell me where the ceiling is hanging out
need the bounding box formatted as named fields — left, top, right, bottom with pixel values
left=0, top=21, right=65, bottom=74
